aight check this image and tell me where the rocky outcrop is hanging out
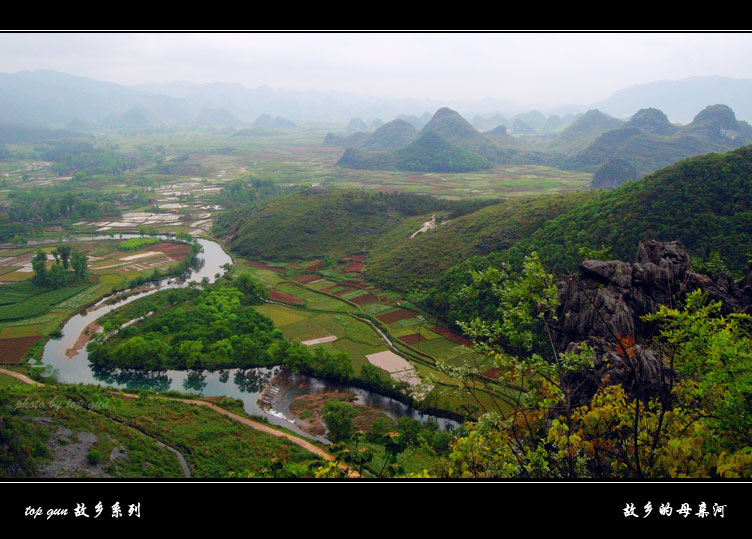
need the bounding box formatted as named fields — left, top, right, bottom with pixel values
left=553, top=240, right=752, bottom=404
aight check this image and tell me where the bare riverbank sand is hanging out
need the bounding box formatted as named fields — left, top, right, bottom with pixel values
left=66, top=321, right=102, bottom=358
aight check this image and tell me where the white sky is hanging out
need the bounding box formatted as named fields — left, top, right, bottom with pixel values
left=2, top=32, right=752, bottom=107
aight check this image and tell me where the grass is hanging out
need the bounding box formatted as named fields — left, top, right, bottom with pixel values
left=0, top=384, right=184, bottom=478
left=105, top=395, right=322, bottom=477
left=0, top=372, right=22, bottom=387
left=118, top=237, right=160, bottom=251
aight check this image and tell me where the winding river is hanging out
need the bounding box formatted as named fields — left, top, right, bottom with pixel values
left=37, top=235, right=459, bottom=442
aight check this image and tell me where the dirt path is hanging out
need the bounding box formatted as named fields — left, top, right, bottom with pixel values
left=0, top=367, right=42, bottom=386
left=0, top=367, right=358, bottom=478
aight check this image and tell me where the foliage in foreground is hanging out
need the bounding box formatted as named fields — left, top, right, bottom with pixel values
left=433, top=255, right=752, bottom=478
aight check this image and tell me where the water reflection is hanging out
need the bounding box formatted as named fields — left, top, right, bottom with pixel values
left=92, top=365, right=173, bottom=393
left=183, top=370, right=208, bottom=392
left=233, top=369, right=270, bottom=394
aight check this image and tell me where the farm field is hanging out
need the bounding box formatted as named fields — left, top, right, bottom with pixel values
left=325, top=164, right=592, bottom=199
left=238, top=254, right=507, bottom=414
left=97, top=131, right=591, bottom=202
left=0, top=238, right=195, bottom=363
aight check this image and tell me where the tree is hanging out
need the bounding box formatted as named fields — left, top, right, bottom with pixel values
left=439, top=254, right=752, bottom=479
left=54, top=245, right=72, bottom=270
left=234, top=274, right=266, bottom=303
left=322, top=400, right=359, bottom=442
left=71, top=250, right=88, bottom=281
left=48, top=262, right=68, bottom=289
left=31, top=250, right=48, bottom=286
left=437, top=252, right=594, bottom=478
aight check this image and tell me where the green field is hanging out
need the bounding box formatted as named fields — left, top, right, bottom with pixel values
left=326, top=165, right=591, bottom=199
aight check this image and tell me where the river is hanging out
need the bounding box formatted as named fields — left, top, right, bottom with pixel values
left=37, top=235, right=459, bottom=442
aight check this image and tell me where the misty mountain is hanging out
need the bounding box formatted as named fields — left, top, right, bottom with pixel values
left=0, top=70, right=191, bottom=127
left=544, top=109, right=624, bottom=154
left=253, top=114, right=296, bottom=129
left=594, top=76, right=752, bottom=124
left=195, top=107, right=242, bottom=126
left=568, top=104, right=752, bottom=183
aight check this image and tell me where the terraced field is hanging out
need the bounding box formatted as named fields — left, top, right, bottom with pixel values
left=237, top=255, right=507, bottom=414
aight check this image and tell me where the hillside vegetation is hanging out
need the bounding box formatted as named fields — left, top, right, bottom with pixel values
left=364, top=191, right=596, bottom=291
left=565, top=105, right=752, bottom=178
left=215, top=188, right=496, bottom=260
left=502, top=143, right=752, bottom=274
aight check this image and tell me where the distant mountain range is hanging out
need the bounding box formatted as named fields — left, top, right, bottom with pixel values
left=333, top=104, right=752, bottom=185
left=593, top=76, right=752, bottom=124
left=4, top=70, right=752, bottom=129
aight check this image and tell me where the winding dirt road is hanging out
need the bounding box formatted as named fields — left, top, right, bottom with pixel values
left=0, top=367, right=358, bottom=478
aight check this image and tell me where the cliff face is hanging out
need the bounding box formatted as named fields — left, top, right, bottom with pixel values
left=553, top=240, right=752, bottom=404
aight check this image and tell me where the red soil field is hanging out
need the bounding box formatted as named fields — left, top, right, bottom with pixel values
left=321, top=284, right=341, bottom=293
left=268, top=290, right=304, bottom=304
left=243, top=261, right=285, bottom=273
left=305, top=262, right=325, bottom=272
left=0, top=336, right=42, bottom=364
left=400, top=333, right=427, bottom=345
left=379, top=296, right=389, bottom=302
left=339, top=280, right=370, bottom=289
left=345, top=262, right=363, bottom=273
left=431, top=326, right=474, bottom=347
left=153, top=242, right=192, bottom=261
left=293, top=274, right=321, bottom=284
left=377, top=309, right=418, bottom=324
left=351, top=293, right=378, bottom=305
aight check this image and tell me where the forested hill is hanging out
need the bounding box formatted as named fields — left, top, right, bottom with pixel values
left=214, top=188, right=495, bottom=260
left=502, top=143, right=752, bottom=274
left=336, top=130, right=494, bottom=173
left=568, top=104, right=752, bottom=183
left=364, top=191, right=596, bottom=292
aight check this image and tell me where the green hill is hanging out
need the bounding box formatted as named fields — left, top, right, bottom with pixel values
left=503, top=143, right=752, bottom=274
left=485, top=125, right=535, bottom=151
left=359, top=119, right=417, bottom=151
left=364, top=191, right=596, bottom=292
left=419, top=107, right=510, bottom=163
left=590, top=158, right=638, bottom=189
left=394, top=131, right=493, bottom=172
left=565, top=105, right=752, bottom=178
left=336, top=130, right=493, bottom=173
left=215, top=188, right=487, bottom=260
left=545, top=109, right=624, bottom=154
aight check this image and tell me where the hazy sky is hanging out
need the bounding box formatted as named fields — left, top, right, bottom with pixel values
left=2, top=32, right=752, bottom=107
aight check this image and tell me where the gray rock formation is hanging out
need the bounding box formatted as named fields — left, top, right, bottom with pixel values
left=553, top=240, right=752, bottom=405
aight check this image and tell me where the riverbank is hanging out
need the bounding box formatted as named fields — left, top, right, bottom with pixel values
left=65, top=321, right=102, bottom=358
